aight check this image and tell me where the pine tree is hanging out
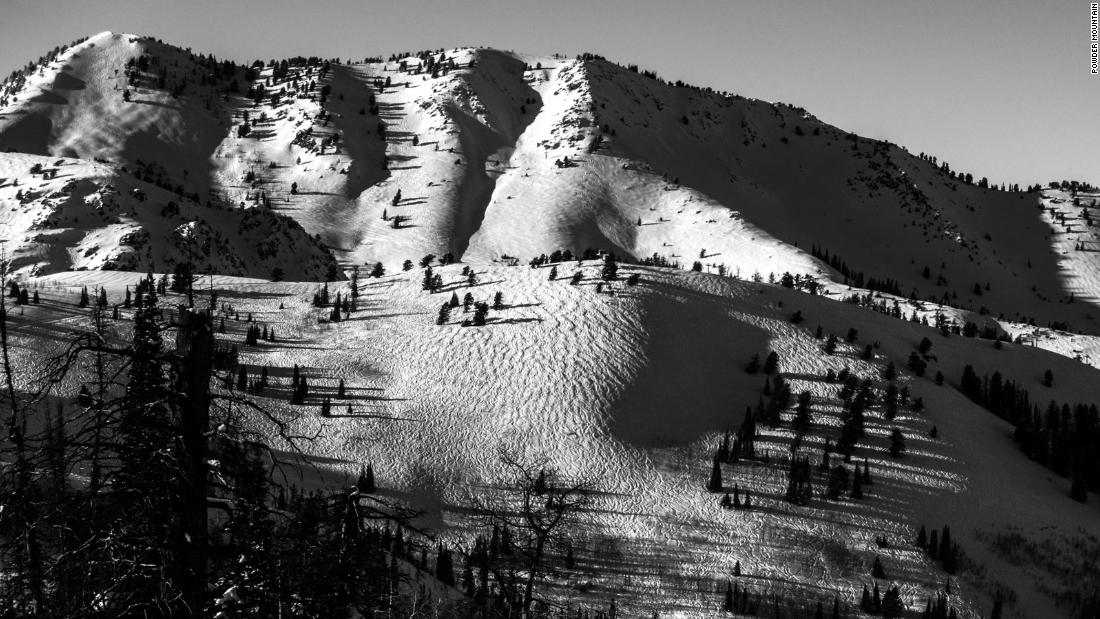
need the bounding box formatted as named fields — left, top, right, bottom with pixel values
left=764, top=351, right=779, bottom=375
left=357, top=463, right=376, bottom=493
left=889, top=428, right=906, bottom=457
left=601, top=254, right=618, bottom=281
left=436, top=302, right=452, bottom=325
left=872, top=556, right=886, bottom=579
left=850, top=469, right=864, bottom=499
left=883, top=361, right=896, bottom=381
left=472, top=302, right=489, bottom=326
left=827, top=465, right=849, bottom=500
left=707, top=458, right=723, bottom=492
left=435, top=544, right=455, bottom=586
left=78, top=286, right=89, bottom=308
left=881, top=586, right=903, bottom=618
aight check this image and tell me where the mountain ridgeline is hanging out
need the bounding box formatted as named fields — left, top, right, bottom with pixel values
left=1, top=32, right=1099, bottom=334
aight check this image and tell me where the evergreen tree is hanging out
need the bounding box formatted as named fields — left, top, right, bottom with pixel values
left=881, top=586, right=903, bottom=618
left=707, top=458, right=723, bottom=492
left=784, top=457, right=813, bottom=505
left=763, top=351, right=780, bottom=375
left=889, top=428, right=906, bottom=457
left=435, top=544, right=455, bottom=586
left=850, top=469, right=864, bottom=499
left=883, top=361, right=896, bottom=381
left=872, top=556, right=886, bottom=579
left=601, top=254, right=618, bottom=281
left=357, top=463, right=376, bottom=493
left=826, top=465, right=849, bottom=500
left=472, top=302, right=489, bottom=326
left=437, top=302, right=452, bottom=325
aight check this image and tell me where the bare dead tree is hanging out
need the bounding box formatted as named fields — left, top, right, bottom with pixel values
left=473, top=447, right=597, bottom=617
left=0, top=246, right=46, bottom=612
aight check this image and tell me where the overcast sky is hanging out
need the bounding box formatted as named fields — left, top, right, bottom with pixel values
left=1, top=0, right=1096, bottom=185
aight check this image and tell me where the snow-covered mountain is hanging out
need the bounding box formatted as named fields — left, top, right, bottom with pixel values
left=3, top=33, right=1099, bottom=336
left=2, top=32, right=1099, bottom=618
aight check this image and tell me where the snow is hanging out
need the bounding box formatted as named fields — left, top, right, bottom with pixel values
left=21, top=263, right=1100, bottom=617
left=1, top=31, right=1098, bottom=617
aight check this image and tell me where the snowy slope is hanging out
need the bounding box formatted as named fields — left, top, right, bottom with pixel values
left=3, top=35, right=1099, bottom=340
left=24, top=264, right=1100, bottom=618
left=2, top=32, right=1099, bottom=617
left=0, top=32, right=234, bottom=194
left=201, top=45, right=1100, bottom=344
left=0, top=152, right=338, bottom=279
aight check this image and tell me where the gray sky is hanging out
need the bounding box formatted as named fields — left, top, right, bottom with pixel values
left=1, top=0, right=1096, bottom=185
